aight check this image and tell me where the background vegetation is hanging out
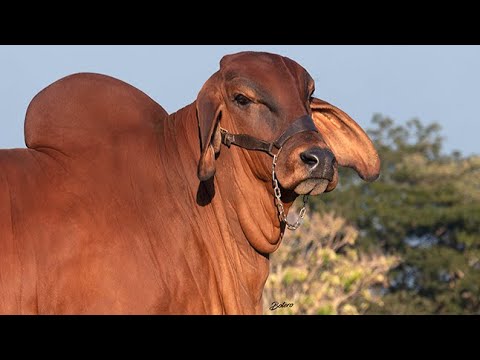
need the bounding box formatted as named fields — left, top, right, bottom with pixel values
left=264, top=116, right=480, bottom=314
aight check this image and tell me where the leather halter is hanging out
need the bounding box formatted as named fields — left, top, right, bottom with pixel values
left=220, top=115, right=318, bottom=156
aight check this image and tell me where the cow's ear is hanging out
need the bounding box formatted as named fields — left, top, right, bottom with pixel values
left=196, top=73, right=223, bottom=182
left=310, top=97, right=380, bottom=181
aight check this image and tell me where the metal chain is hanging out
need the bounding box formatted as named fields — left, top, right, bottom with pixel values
left=272, top=154, right=309, bottom=231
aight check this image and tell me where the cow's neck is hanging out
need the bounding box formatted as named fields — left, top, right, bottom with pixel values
left=163, top=103, right=294, bottom=313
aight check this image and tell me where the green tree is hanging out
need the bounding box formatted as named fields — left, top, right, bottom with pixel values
left=315, top=115, right=480, bottom=314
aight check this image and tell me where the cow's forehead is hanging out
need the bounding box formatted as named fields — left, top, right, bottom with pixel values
left=219, top=51, right=313, bottom=92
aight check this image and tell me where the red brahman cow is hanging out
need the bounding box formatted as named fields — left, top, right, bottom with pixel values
left=0, top=51, right=380, bottom=314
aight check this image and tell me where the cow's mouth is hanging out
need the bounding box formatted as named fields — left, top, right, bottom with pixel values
left=294, top=178, right=330, bottom=196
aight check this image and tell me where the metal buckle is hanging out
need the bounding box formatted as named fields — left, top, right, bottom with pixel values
left=267, top=143, right=279, bottom=157
left=220, top=128, right=233, bottom=148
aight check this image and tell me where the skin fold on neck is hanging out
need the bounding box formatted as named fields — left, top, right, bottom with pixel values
left=155, top=102, right=294, bottom=313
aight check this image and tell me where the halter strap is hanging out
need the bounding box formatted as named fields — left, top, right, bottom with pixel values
left=220, top=115, right=318, bottom=156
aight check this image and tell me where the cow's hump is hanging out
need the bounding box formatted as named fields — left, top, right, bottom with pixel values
left=25, top=73, right=168, bottom=155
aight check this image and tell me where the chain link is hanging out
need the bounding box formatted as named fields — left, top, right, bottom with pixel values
left=272, top=155, right=309, bottom=231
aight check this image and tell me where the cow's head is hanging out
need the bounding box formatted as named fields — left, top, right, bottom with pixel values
left=196, top=51, right=380, bottom=198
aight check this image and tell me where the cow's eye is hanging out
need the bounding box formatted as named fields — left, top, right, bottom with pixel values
left=234, top=94, right=252, bottom=106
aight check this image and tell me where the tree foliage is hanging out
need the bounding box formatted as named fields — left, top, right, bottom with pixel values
left=314, top=115, right=480, bottom=314
left=263, top=210, right=399, bottom=315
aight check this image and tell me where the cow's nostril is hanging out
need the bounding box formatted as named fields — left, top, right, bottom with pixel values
left=300, top=151, right=320, bottom=166
left=300, top=148, right=336, bottom=178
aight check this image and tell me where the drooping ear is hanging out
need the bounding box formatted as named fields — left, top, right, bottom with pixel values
left=196, top=73, right=223, bottom=182
left=310, top=98, right=380, bottom=181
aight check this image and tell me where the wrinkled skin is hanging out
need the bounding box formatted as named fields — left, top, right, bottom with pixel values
left=0, top=51, right=379, bottom=314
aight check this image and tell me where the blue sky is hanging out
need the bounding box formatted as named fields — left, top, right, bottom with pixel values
left=0, top=45, right=478, bottom=155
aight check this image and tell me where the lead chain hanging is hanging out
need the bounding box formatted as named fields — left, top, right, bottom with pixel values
left=272, top=155, right=309, bottom=231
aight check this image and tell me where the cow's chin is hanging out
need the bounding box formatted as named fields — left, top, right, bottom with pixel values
left=294, top=178, right=330, bottom=196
